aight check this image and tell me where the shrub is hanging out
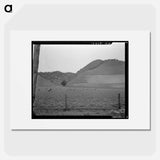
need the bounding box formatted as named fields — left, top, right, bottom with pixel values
left=61, top=80, right=67, bottom=86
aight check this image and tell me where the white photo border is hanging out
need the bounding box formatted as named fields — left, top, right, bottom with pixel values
left=8, top=31, right=151, bottom=130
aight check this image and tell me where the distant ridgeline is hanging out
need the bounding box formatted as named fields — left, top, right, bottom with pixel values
left=37, top=71, right=76, bottom=87
left=37, top=59, right=125, bottom=87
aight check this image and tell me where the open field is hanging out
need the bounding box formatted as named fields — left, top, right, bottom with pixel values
left=33, top=84, right=125, bottom=118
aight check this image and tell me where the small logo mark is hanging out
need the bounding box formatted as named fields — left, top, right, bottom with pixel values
left=4, top=4, right=12, bottom=13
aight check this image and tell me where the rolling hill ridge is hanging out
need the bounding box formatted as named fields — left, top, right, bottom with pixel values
left=36, top=59, right=125, bottom=87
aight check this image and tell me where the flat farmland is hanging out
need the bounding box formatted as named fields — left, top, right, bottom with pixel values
left=33, top=84, right=125, bottom=118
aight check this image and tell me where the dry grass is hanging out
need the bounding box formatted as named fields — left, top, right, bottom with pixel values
left=33, top=85, right=125, bottom=117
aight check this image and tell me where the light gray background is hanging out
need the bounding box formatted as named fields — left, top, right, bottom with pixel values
left=4, top=4, right=155, bottom=156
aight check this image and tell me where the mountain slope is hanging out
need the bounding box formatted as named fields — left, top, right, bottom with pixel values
left=36, top=75, right=54, bottom=87
left=38, top=71, right=76, bottom=86
left=77, top=59, right=104, bottom=74
left=68, top=59, right=125, bottom=86
left=37, top=59, right=125, bottom=87
left=78, top=59, right=125, bottom=75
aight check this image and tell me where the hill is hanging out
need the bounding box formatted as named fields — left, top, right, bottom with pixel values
left=68, top=59, right=125, bottom=87
left=77, top=59, right=124, bottom=75
left=36, top=59, right=125, bottom=88
left=38, top=71, right=76, bottom=86
left=77, top=59, right=104, bottom=74
left=36, top=75, right=55, bottom=87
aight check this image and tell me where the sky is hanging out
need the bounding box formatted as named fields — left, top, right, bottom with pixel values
left=38, top=42, right=125, bottom=73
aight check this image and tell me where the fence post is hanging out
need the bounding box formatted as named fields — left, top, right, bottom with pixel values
left=118, top=93, right=121, bottom=109
left=65, top=94, right=68, bottom=110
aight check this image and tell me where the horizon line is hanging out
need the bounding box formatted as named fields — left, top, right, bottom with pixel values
left=38, top=58, right=125, bottom=74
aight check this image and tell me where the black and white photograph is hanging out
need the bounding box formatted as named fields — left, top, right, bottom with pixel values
left=32, top=41, right=128, bottom=119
